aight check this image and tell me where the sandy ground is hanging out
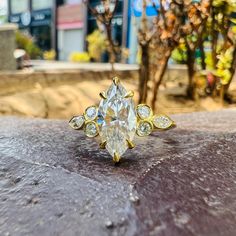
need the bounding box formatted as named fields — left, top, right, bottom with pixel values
left=0, top=75, right=235, bottom=119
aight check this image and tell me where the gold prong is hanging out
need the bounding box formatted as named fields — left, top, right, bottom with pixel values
left=126, top=139, right=135, bottom=149
left=113, top=152, right=120, bottom=163
left=99, top=91, right=107, bottom=99
left=124, top=91, right=134, bottom=98
left=112, top=76, right=120, bottom=85
left=99, top=141, right=107, bottom=149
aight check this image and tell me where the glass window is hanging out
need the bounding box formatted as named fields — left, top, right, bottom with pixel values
left=32, top=0, right=53, bottom=10
left=11, top=0, right=29, bottom=14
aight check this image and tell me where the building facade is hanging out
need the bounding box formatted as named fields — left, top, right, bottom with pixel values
left=57, top=0, right=86, bottom=60
left=7, top=0, right=132, bottom=62
left=8, top=0, right=64, bottom=52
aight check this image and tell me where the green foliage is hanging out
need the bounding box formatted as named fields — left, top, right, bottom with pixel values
left=205, top=51, right=214, bottom=69
left=86, top=30, right=106, bottom=62
left=15, top=31, right=42, bottom=59
left=43, top=50, right=56, bottom=60
left=215, top=47, right=234, bottom=85
left=69, top=52, right=90, bottom=62
left=171, top=43, right=187, bottom=64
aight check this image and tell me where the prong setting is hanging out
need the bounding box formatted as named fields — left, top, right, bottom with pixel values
left=99, top=91, right=107, bottom=99
left=99, top=141, right=107, bottom=149
left=126, top=139, right=135, bottom=149
left=112, top=76, right=120, bottom=85
left=124, top=91, right=134, bottom=98
left=113, top=152, right=121, bottom=163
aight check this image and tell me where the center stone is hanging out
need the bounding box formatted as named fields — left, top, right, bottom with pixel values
left=98, top=81, right=137, bottom=158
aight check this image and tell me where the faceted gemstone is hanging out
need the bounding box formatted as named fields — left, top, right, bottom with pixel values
left=137, top=121, right=153, bottom=137
left=98, top=81, right=137, bottom=158
left=69, top=116, right=85, bottom=130
left=137, top=104, right=152, bottom=119
left=85, top=106, right=98, bottom=121
left=152, top=115, right=173, bottom=129
left=85, top=121, right=98, bottom=137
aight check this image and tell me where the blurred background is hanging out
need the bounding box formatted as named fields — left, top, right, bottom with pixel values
left=0, top=0, right=235, bottom=119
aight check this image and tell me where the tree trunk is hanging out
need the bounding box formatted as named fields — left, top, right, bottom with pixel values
left=211, top=15, right=218, bottom=68
left=139, top=43, right=150, bottom=104
left=223, top=46, right=236, bottom=98
left=199, top=39, right=206, bottom=70
left=186, top=48, right=195, bottom=99
left=106, top=24, right=116, bottom=72
left=151, top=56, right=169, bottom=111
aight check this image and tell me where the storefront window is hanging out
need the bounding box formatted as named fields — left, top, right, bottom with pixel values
left=32, top=0, right=53, bottom=10
left=11, top=0, right=29, bottom=14
left=0, top=0, right=8, bottom=24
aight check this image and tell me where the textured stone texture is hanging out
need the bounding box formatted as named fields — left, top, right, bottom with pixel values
left=0, top=110, right=236, bottom=236
left=0, top=24, right=17, bottom=70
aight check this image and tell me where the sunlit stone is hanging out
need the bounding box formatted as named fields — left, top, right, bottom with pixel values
left=153, top=115, right=173, bottom=129
left=98, top=81, right=137, bottom=158
left=69, top=116, right=84, bottom=130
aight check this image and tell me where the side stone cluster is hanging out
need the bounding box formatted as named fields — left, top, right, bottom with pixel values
left=69, top=105, right=99, bottom=138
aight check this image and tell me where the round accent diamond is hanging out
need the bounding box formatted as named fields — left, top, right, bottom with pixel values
left=137, top=104, right=152, bottom=119
left=153, top=115, right=173, bottom=129
left=84, top=121, right=98, bottom=137
left=69, top=116, right=85, bottom=130
left=136, top=120, right=153, bottom=137
left=85, top=106, right=98, bottom=121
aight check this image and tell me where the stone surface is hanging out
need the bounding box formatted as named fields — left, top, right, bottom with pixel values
left=0, top=24, right=17, bottom=70
left=0, top=109, right=236, bottom=236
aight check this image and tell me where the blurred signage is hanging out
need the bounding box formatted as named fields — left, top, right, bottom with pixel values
left=21, top=11, right=31, bottom=26
left=132, top=0, right=159, bottom=17
left=10, top=9, right=52, bottom=28
left=57, top=4, right=84, bottom=29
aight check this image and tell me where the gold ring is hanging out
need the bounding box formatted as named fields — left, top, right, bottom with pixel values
left=69, top=77, right=176, bottom=163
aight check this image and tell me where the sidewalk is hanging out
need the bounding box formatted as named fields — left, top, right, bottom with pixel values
left=31, top=60, right=139, bottom=72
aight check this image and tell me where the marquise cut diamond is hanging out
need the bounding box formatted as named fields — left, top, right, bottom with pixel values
left=98, top=82, right=137, bottom=157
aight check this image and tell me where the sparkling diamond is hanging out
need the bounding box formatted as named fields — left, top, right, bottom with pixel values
left=98, top=81, right=137, bottom=158
left=85, top=121, right=98, bottom=137
left=69, top=116, right=85, bottom=130
left=85, top=106, right=98, bottom=121
left=153, top=115, right=173, bottom=129
left=137, top=104, right=152, bottom=119
left=137, top=121, right=153, bottom=136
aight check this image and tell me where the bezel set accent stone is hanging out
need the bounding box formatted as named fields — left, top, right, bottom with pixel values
left=69, top=116, right=85, bottom=130
left=152, top=115, right=174, bottom=129
left=84, top=121, right=99, bottom=138
left=69, top=77, right=176, bottom=163
left=84, top=105, right=98, bottom=121
left=136, top=104, right=152, bottom=120
left=136, top=120, right=153, bottom=137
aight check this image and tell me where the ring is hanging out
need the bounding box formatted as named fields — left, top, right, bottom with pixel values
left=69, top=77, right=176, bottom=163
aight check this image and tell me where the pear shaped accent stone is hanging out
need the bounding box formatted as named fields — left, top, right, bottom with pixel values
left=98, top=81, right=137, bottom=158
left=153, top=115, right=173, bottom=129
left=69, top=116, right=85, bottom=130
